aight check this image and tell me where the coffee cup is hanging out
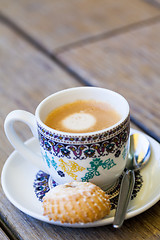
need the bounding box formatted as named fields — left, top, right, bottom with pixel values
left=4, top=87, right=130, bottom=190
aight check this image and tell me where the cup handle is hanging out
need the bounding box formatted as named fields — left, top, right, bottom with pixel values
left=4, top=110, right=47, bottom=171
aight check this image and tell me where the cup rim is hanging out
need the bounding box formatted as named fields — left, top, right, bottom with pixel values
left=35, top=87, right=130, bottom=137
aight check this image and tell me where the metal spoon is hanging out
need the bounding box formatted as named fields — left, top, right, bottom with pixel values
left=113, top=133, right=151, bottom=228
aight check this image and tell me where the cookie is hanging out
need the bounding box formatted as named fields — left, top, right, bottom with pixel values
left=42, top=182, right=111, bottom=223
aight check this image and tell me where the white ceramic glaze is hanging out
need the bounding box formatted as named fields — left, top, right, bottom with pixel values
left=4, top=87, right=130, bottom=189
left=1, top=129, right=160, bottom=228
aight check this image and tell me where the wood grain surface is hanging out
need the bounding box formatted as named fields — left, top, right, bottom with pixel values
left=0, top=0, right=160, bottom=51
left=0, top=228, right=10, bottom=240
left=58, top=20, right=160, bottom=139
left=0, top=0, right=160, bottom=239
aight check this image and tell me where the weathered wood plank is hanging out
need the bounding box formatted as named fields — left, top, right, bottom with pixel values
left=0, top=0, right=160, bottom=51
left=58, top=20, right=160, bottom=138
left=0, top=228, right=10, bottom=240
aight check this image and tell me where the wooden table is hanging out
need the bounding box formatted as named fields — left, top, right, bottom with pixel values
left=0, top=0, right=160, bottom=239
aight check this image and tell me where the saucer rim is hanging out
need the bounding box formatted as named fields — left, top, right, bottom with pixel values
left=1, top=128, right=160, bottom=228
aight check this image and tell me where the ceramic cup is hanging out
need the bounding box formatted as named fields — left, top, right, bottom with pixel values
left=4, top=87, right=130, bottom=189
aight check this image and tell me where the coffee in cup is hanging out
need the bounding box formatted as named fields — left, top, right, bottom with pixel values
left=44, top=99, right=121, bottom=133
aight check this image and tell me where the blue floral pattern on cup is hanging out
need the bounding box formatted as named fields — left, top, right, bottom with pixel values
left=37, top=114, right=130, bottom=183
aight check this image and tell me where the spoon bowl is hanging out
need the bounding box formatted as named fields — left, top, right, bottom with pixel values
left=113, top=132, right=151, bottom=228
left=127, top=133, right=151, bottom=171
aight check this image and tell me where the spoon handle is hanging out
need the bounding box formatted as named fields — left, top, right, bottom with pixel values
left=113, top=170, right=135, bottom=228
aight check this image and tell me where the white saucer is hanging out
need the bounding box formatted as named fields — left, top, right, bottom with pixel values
left=1, top=129, right=160, bottom=228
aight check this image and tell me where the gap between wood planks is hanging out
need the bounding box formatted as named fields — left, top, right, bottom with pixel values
left=0, top=213, right=22, bottom=240
left=0, top=12, right=160, bottom=143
